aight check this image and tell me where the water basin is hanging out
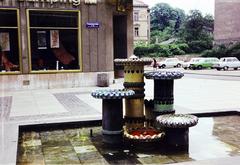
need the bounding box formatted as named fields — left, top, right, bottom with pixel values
left=17, top=116, right=240, bottom=164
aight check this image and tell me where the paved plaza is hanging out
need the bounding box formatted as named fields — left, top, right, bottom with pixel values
left=1, top=69, right=240, bottom=164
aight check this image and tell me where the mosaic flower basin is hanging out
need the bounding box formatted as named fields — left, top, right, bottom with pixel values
left=144, top=71, right=184, bottom=80
left=124, top=127, right=165, bottom=142
left=156, top=114, right=198, bottom=128
left=91, top=89, right=135, bottom=99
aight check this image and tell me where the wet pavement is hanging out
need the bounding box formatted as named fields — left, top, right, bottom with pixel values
left=17, top=116, right=240, bottom=165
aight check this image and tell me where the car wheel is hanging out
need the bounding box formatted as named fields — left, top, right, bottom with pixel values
left=234, top=68, right=238, bottom=70
left=184, top=67, right=188, bottom=70
left=223, top=66, right=229, bottom=71
left=176, top=63, right=181, bottom=68
left=162, top=64, right=166, bottom=68
left=216, top=68, right=221, bottom=71
left=197, top=65, right=203, bottom=70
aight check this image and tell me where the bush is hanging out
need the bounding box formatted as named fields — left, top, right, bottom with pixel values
left=134, top=43, right=189, bottom=57
left=201, top=42, right=240, bottom=59
left=188, top=40, right=213, bottom=53
left=177, top=43, right=190, bottom=53
left=134, top=45, right=149, bottom=57
left=169, top=44, right=185, bottom=55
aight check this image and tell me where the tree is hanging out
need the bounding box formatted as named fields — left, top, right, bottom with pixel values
left=150, top=3, right=185, bottom=32
left=181, top=10, right=214, bottom=42
left=179, top=10, right=214, bottom=53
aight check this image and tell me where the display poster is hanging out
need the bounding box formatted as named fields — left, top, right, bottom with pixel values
left=0, top=33, right=10, bottom=51
left=50, top=30, right=60, bottom=48
left=37, top=31, right=47, bottom=50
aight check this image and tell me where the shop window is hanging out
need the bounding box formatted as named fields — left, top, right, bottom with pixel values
left=0, top=9, right=20, bottom=73
left=27, top=10, right=81, bottom=72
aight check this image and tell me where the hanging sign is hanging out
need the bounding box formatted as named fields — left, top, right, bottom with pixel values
left=86, top=22, right=100, bottom=29
left=18, top=0, right=81, bottom=7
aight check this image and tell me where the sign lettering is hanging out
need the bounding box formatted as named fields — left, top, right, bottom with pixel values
left=18, top=0, right=81, bottom=6
left=86, top=22, right=100, bottom=29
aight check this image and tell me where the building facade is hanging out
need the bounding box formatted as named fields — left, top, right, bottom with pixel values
left=214, top=0, right=240, bottom=45
left=133, top=0, right=150, bottom=43
left=0, top=0, right=133, bottom=91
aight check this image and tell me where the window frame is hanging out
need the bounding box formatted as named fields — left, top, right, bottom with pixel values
left=0, top=8, right=22, bottom=75
left=26, top=9, right=82, bottom=73
left=134, top=27, right=139, bottom=37
left=133, top=11, right=139, bottom=21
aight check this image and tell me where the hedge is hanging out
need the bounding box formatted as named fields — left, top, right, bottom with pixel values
left=134, top=43, right=187, bottom=57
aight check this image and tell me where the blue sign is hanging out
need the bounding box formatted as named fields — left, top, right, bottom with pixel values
left=86, top=22, right=100, bottom=29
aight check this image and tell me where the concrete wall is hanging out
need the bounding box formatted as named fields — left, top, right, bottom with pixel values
left=0, top=71, right=114, bottom=91
left=214, top=0, right=240, bottom=45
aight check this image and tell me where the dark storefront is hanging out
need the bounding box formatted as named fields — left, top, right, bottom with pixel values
left=0, top=0, right=133, bottom=90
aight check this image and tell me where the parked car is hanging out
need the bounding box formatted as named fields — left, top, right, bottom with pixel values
left=158, top=58, right=183, bottom=68
left=182, top=58, right=203, bottom=69
left=213, top=57, right=240, bottom=71
left=189, top=57, right=219, bottom=70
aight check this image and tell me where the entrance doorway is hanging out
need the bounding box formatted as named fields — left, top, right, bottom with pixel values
left=113, top=15, right=127, bottom=78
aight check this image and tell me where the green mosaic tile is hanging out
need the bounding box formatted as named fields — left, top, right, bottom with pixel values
left=19, top=132, right=40, bottom=143
left=169, top=153, right=194, bottom=162
left=43, top=146, right=80, bottom=164
left=81, top=158, right=109, bottom=165
left=40, top=130, right=71, bottom=147
left=74, top=145, right=97, bottom=154
left=137, top=155, right=175, bottom=164
left=22, top=139, right=42, bottom=147
left=77, top=151, right=103, bottom=162
left=64, top=128, right=93, bottom=146
left=17, top=146, right=44, bottom=164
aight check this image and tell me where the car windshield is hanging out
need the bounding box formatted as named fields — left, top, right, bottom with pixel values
left=192, top=59, right=201, bottom=62
left=220, top=58, right=238, bottom=62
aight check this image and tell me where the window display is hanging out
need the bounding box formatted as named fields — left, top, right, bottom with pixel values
left=28, top=10, right=81, bottom=71
left=0, top=9, right=20, bottom=72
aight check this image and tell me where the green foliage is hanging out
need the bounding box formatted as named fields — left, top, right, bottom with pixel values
left=150, top=3, right=185, bottom=32
left=188, top=40, right=213, bottom=53
left=134, top=43, right=187, bottom=58
left=150, top=4, right=213, bottom=54
left=150, top=29, right=172, bottom=44
left=169, top=44, right=185, bottom=55
left=176, top=43, right=190, bottom=53
left=180, top=10, right=214, bottom=42
left=201, top=42, right=240, bottom=59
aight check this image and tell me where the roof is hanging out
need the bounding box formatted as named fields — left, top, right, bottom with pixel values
left=133, top=0, right=148, bottom=7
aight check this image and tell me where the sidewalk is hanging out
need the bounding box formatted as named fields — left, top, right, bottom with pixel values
left=1, top=74, right=240, bottom=164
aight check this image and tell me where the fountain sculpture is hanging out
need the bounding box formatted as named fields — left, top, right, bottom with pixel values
left=91, top=89, right=134, bottom=144
left=114, top=55, right=152, bottom=129
left=91, top=55, right=198, bottom=150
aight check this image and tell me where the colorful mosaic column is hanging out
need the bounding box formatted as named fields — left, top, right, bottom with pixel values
left=144, top=71, right=184, bottom=116
left=156, top=114, right=198, bottom=150
left=91, top=89, right=134, bottom=144
left=114, top=55, right=152, bottom=129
